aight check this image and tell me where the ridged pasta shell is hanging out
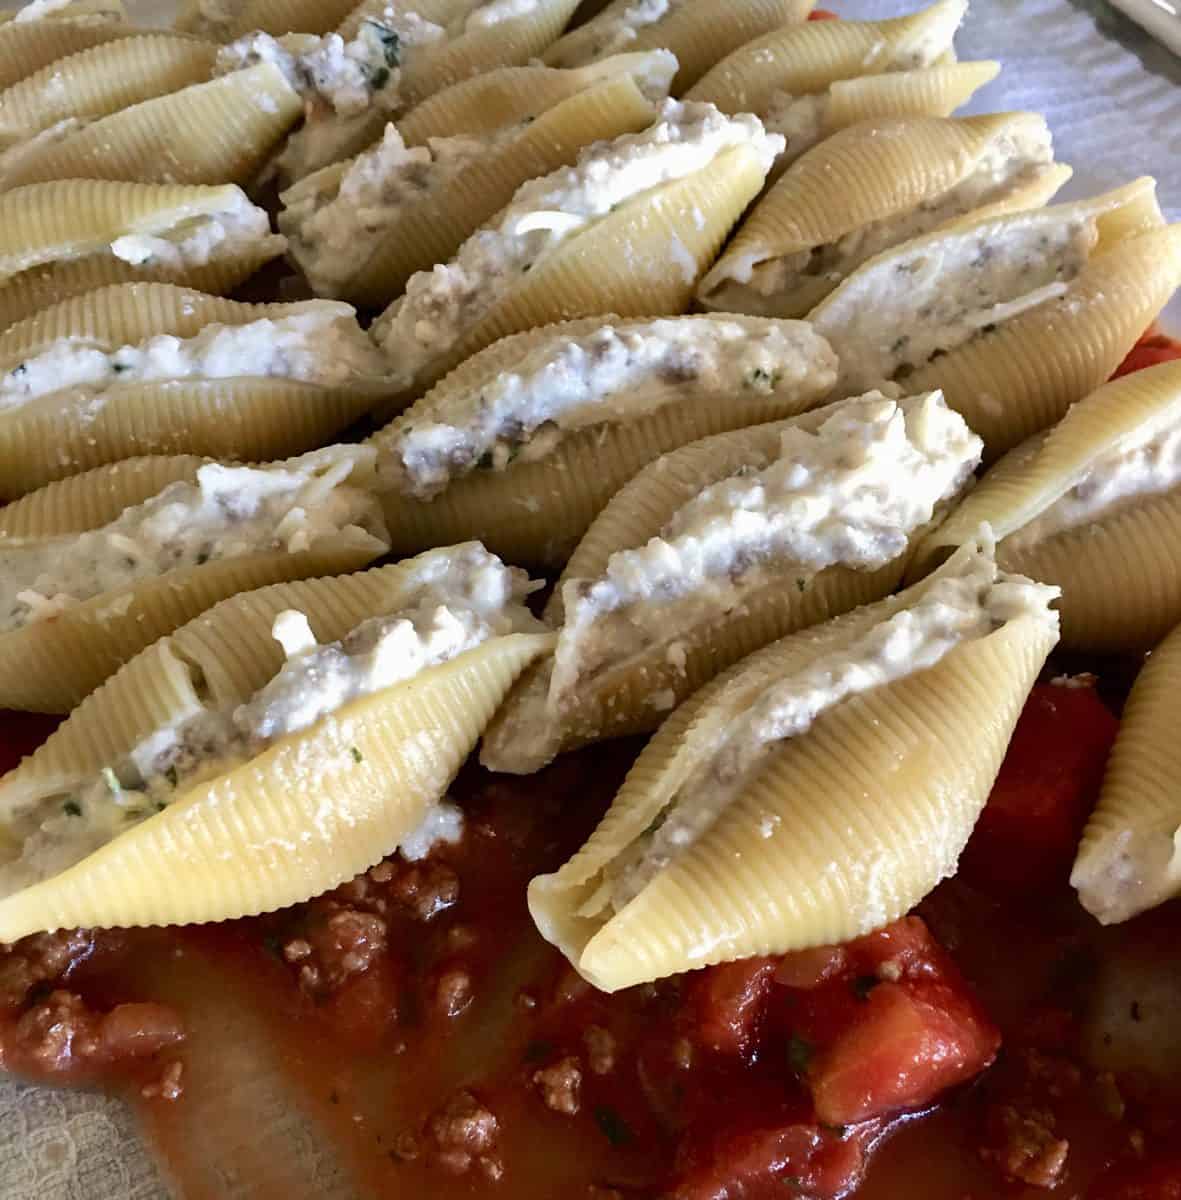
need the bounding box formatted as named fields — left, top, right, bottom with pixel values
left=685, top=0, right=967, bottom=115
left=698, top=112, right=1067, bottom=318
left=373, top=315, right=838, bottom=566
left=0, top=15, right=135, bottom=91
left=0, top=62, right=303, bottom=190
left=0, top=449, right=389, bottom=713
left=480, top=398, right=970, bottom=775
left=541, top=0, right=813, bottom=95
left=822, top=61, right=1000, bottom=131
left=528, top=543, right=1057, bottom=990
left=1072, top=620, right=1181, bottom=925
left=0, top=572, right=553, bottom=939
left=0, top=180, right=285, bottom=330
left=175, top=0, right=357, bottom=40
left=373, top=140, right=775, bottom=402
left=0, top=33, right=217, bottom=154
left=809, top=178, right=1173, bottom=454
left=908, top=362, right=1181, bottom=652
left=280, top=72, right=658, bottom=307
left=0, top=283, right=393, bottom=497
left=394, top=51, right=672, bottom=146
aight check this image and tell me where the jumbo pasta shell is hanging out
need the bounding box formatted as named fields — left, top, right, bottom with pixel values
left=0, top=33, right=217, bottom=152
left=480, top=399, right=968, bottom=774
left=373, top=315, right=838, bottom=566
left=281, top=72, right=658, bottom=307
left=542, top=0, right=813, bottom=95
left=809, top=178, right=1170, bottom=446
left=0, top=63, right=303, bottom=190
left=175, top=0, right=357, bottom=40
left=374, top=141, right=774, bottom=401
left=528, top=545, right=1057, bottom=990
left=0, top=592, right=552, bottom=939
left=1072, top=620, right=1181, bottom=924
left=394, top=51, right=674, bottom=146
left=685, top=0, right=967, bottom=115
left=0, top=180, right=285, bottom=329
left=0, top=451, right=389, bottom=712
left=698, top=112, right=1066, bottom=318
left=822, top=62, right=1001, bottom=131
left=0, top=16, right=135, bottom=91
left=0, top=283, right=393, bottom=497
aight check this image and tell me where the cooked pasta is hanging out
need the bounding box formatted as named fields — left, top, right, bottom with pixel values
left=527, top=537, right=1059, bottom=991
left=0, top=283, right=394, bottom=497
left=0, top=543, right=552, bottom=939
left=0, top=445, right=390, bottom=712
left=698, top=112, right=1070, bottom=318
left=372, top=314, right=838, bottom=564
left=481, top=390, right=983, bottom=774
left=0, top=2, right=130, bottom=92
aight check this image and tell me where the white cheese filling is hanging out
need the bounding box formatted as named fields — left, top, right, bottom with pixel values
left=0, top=305, right=388, bottom=414
left=109, top=191, right=279, bottom=272
left=734, top=125, right=1056, bottom=305
left=816, top=215, right=1096, bottom=393
left=606, top=545, right=1058, bottom=911
left=1007, top=417, right=1181, bottom=550
left=0, top=448, right=377, bottom=634
left=183, top=0, right=243, bottom=40
left=552, top=390, right=981, bottom=702
left=378, top=101, right=784, bottom=386
left=281, top=124, right=492, bottom=295
left=13, top=0, right=74, bottom=20
left=381, top=317, right=834, bottom=498
left=0, top=543, right=539, bottom=893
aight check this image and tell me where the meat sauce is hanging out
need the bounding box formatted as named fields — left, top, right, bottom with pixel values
left=2, top=332, right=1181, bottom=1199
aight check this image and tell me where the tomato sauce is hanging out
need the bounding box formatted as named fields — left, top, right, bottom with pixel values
left=2, top=332, right=1181, bottom=1197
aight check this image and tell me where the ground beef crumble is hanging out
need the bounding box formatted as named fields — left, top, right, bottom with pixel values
left=0, top=930, right=93, bottom=1013
left=533, top=1055, right=583, bottom=1115
left=426, top=1088, right=503, bottom=1181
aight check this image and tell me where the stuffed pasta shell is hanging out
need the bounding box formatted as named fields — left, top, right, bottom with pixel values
left=698, top=112, right=1070, bottom=318
left=0, top=60, right=304, bottom=191
left=1072, top=618, right=1181, bottom=925
left=540, top=0, right=813, bottom=95
left=176, top=0, right=358, bottom=41
left=0, top=543, right=552, bottom=940
left=0, top=34, right=218, bottom=180
left=481, top=390, right=982, bottom=774
left=528, top=538, right=1059, bottom=991
left=279, top=54, right=671, bottom=305
left=910, top=360, right=1181, bottom=652
left=0, top=180, right=284, bottom=331
left=0, top=2, right=131, bottom=92
left=373, top=101, right=784, bottom=404
left=372, top=314, right=837, bottom=565
left=810, top=178, right=1181, bottom=456
left=685, top=0, right=993, bottom=173
left=0, top=445, right=389, bottom=712
left=0, top=283, right=393, bottom=497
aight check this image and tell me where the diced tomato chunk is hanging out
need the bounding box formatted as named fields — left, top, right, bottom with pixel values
left=809, top=8, right=840, bottom=17
left=808, top=979, right=998, bottom=1124
left=1112, top=328, right=1181, bottom=379
left=774, top=945, right=847, bottom=991
left=692, top=957, right=777, bottom=1057
left=1088, top=1154, right=1181, bottom=1200
left=959, top=683, right=1118, bottom=894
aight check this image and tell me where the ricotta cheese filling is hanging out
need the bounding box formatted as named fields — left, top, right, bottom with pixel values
left=0, top=448, right=378, bottom=634
left=281, top=124, right=493, bottom=295
left=0, top=543, right=539, bottom=892
left=551, top=391, right=982, bottom=702
left=108, top=191, right=279, bottom=272
left=378, top=101, right=784, bottom=387
left=381, top=317, right=836, bottom=499
left=13, top=0, right=74, bottom=20
left=1007, top=416, right=1181, bottom=550
left=605, top=545, right=1058, bottom=911
left=736, top=126, right=1056, bottom=304
left=556, top=0, right=674, bottom=66
left=816, top=215, right=1096, bottom=392
left=0, top=305, right=388, bottom=414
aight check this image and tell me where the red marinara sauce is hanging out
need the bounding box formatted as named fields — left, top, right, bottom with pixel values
left=2, top=333, right=1181, bottom=1198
